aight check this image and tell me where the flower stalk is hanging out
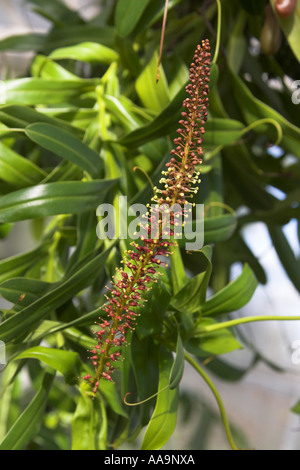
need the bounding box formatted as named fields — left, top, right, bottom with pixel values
left=84, top=40, right=211, bottom=396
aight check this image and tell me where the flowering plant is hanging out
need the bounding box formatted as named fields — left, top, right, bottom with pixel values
left=0, top=0, right=299, bottom=452
left=84, top=40, right=211, bottom=396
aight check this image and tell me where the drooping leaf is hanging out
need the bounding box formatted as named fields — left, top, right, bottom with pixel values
left=115, top=0, right=151, bottom=38
left=49, top=42, right=119, bottom=64
left=72, top=384, right=107, bottom=450
left=0, top=141, right=46, bottom=188
left=268, top=224, right=300, bottom=292
left=171, top=246, right=212, bottom=313
left=202, top=264, right=258, bottom=316
left=0, top=243, right=115, bottom=343
left=0, top=242, right=51, bottom=284
left=230, top=72, right=300, bottom=158
left=135, top=280, right=171, bottom=339
left=141, top=346, right=179, bottom=450
left=44, top=25, right=115, bottom=52
left=4, top=78, right=100, bottom=106
left=131, top=334, right=160, bottom=425
left=0, top=33, right=46, bottom=53
left=0, top=278, right=51, bottom=306
left=135, top=50, right=170, bottom=113
left=186, top=318, right=242, bottom=357
left=169, top=332, right=185, bottom=389
left=25, top=123, right=102, bottom=177
left=0, top=179, right=118, bottom=223
left=0, top=104, right=83, bottom=137
left=0, top=370, right=55, bottom=450
left=13, top=346, right=80, bottom=384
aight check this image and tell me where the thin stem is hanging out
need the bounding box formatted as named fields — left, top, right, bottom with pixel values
left=212, top=0, right=221, bottom=65
left=197, top=315, right=300, bottom=334
left=204, top=201, right=236, bottom=217
left=242, top=118, right=283, bottom=146
left=124, top=384, right=169, bottom=406
left=133, top=166, right=155, bottom=194
left=184, top=351, right=239, bottom=450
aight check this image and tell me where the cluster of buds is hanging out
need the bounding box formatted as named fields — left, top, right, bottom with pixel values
left=84, top=40, right=211, bottom=396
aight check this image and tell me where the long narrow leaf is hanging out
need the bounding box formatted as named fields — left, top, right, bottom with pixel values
left=0, top=179, right=118, bottom=223
left=25, top=123, right=102, bottom=177
left=141, top=347, right=178, bottom=450
left=0, top=370, right=55, bottom=450
left=0, top=243, right=115, bottom=343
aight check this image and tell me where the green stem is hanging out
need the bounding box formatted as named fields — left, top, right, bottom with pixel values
left=197, top=315, right=300, bottom=334
left=184, top=351, right=239, bottom=450
left=212, top=0, right=221, bottom=65
left=242, top=118, right=282, bottom=146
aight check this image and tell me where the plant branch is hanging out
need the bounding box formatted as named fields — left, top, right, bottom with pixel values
left=184, top=351, right=239, bottom=450
left=197, top=315, right=300, bottom=334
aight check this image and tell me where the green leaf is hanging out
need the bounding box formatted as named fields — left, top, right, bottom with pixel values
left=0, top=242, right=51, bottom=284
left=204, top=214, right=237, bottom=244
left=228, top=10, right=247, bottom=74
left=135, top=51, right=170, bottom=113
left=44, top=25, right=115, bottom=52
left=120, top=102, right=244, bottom=148
left=168, top=55, right=189, bottom=98
left=129, top=0, right=177, bottom=38
left=135, top=280, right=171, bottom=339
left=0, top=223, right=12, bottom=239
left=72, top=384, right=107, bottom=450
left=268, top=224, right=300, bottom=292
left=0, top=33, right=46, bottom=52
left=66, top=211, right=98, bottom=272
left=13, top=346, right=80, bottom=384
left=0, top=141, right=47, bottom=188
left=131, top=334, right=159, bottom=425
left=239, top=0, right=267, bottom=15
left=230, top=72, right=300, bottom=158
left=0, top=104, right=83, bottom=137
left=209, top=63, right=219, bottom=89
left=99, top=380, right=128, bottom=419
left=4, top=78, right=100, bottom=106
left=291, top=400, right=300, bottom=415
left=202, top=264, right=258, bottom=316
left=31, top=55, right=79, bottom=80
left=203, top=118, right=245, bottom=146
left=27, top=0, right=81, bottom=25
left=0, top=179, right=118, bottom=223
left=0, top=278, right=51, bottom=306
left=49, top=42, right=119, bottom=64
left=0, top=363, right=19, bottom=441
left=25, top=123, right=102, bottom=177
left=0, top=370, right=55, bottom=450
left=271, top=0, right=300, bottom=62
left=0, top=243, right=115, bottom=343
left=169, top=332, right=185, bottom=389
left=102, top=94, right=143, bottom=132
left=171, top=246, right=212, bottom=313
left=177, top=214, right=237, bottom=248
left=119, top=84, right=186, bottom=147
left=141, top=346, right=179, bottom=450
left=170, top=244, right=188, bottom=295
left=206, top=356, right=257, bottom=382
left=187, top=318, right=242, bottom=357
left=115, top=0, right=151, bottom=38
